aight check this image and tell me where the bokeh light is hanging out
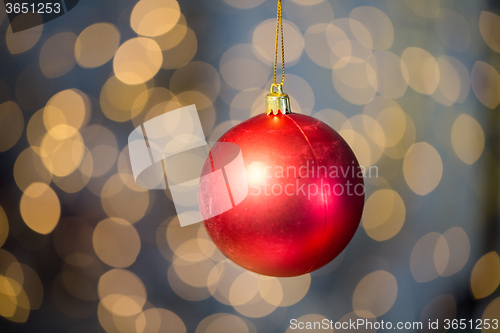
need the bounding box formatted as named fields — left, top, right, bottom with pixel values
left=75, top=23, right=121, bottom=68
left=20, top=183, right=60, bottom=235
left=403, top=142, right=443, bottom=195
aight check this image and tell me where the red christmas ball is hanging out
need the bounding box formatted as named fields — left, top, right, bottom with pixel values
left=199, top=113, right=364, bottom=277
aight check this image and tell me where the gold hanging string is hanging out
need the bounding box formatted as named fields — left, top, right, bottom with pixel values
left=266, top=0, right=290, bottom=115
left=274, top=0, right=285, bottom=87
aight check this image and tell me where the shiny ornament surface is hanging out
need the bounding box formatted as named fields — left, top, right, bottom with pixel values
left=199, top=113, right=364, bottom=277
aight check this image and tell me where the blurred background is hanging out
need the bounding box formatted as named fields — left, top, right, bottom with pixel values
left=0, top=0, right=499, bottom=331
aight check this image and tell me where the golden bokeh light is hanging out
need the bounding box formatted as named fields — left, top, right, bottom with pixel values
left=75, top=23, right=121, bottom=68
left=384, top=112, right=416, bottom=160
left=420, top=294, right=456, bottom=333
left=161, top=28, right=197, bottom=69
left=375, top=106, right=407, bottom=148
left=52, top=146, right=93, bottom=193
left=411, top=232, right=446, bottom=283
left=471, top=61, right=500, bottom=109
left=233, top=291, right=278, bottom=318
left=350, top=6, right=394, bottom=50
left=131, top=0, right=181, bottom=37
left=0, top=206, right=8, bottom=248
left=367, top=51, right=408, bottom=99
left=136, top=308, right=187, bottom=333
left=229, top=272, right=259, bottom=306
left=176, top=90, right=216, bottom=135
left=204, top=314, right=249, bottom=333
left=362, top=189, right=406, bottom=241
left=335, top=17, right=373, bottom=51
left=253, top=19, right=304, bottom=66
left=442, top=56, right=471, bottom=104
left=274, top=274, right=311, bottom=307
left=332, top=60, right=377, bottom=105
left=401, top=47, right=440, bottom=95
left=0, top=250, right=40, bottom=323
left=14, top=148, right=52, bottom=191
left=0, top=101, right=24, bottom=152
left=451, top=114, right=485, bottom=165
left=471, top=251, right=500, bottom=299
left=338, top=129, right=371, bottom=168
left=482, top=297, right=500, bottom=333
left=97, top=298, right=140, bottom=332
left=166, top=217, right=199, bottom=255
left=98, top=269, right=147, bottom=310
left=434, top=235, right=450, bottom=276
left=220, top=44, right=270, bottom=91
left=113, top=37, right=163, bottom=85
left=26, top=109, right=46, bottom=148
left=40, top=130, right=85, bottom=177
left=257, top=275, right=283, bottom=307
left=433, top=56, right=462, bottom=106
left=0, top=277, right=30, bottom=323
left=229, top=88, right=266, bottom=121
left=130, top=87, right=177, bottom=126
left=353, top=270, right=398, bottom=318
left=441, top=227, right=470, bottom=277
left=43, top=89, right=90, bottom=140
left=304, top=23, right=350, bottom=69
left=170, top=61, right=221, bottom=103
left=6, top=17, right=43, bottom=54
left=313, top=109, right=348, bottom=132
left=153, top=14, right=187, bottom=51
left=18, top=264, right=43, bottom=310
left=20, top=182, right=60, bottom=235
left=223, top=0, right=265, bottom=9
left=479, top=11, right=500, bottom=53
left=167, top=262, right=213, bottom=301
left=93, top=218, right=141, bottom=268
left=208, top=259, right=247, bottom=306
left=341, top=114, right=384, bottom=166
left=39, top=32, right=77, bottom=78
left=283, top=74, right=315, bottom=115
left=100, top=75, right=151, bottom=122
left=403, top=142, right=443, bottom=196
left=172, top=253, right=216, bottom=288
left=82, top=125, right=119, bottom=178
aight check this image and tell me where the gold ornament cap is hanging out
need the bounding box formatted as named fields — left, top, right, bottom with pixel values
left=266, top=83, right=291, bottom=115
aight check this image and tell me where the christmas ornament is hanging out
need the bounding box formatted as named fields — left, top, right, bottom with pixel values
left=199, top=0, right=364, bottom=277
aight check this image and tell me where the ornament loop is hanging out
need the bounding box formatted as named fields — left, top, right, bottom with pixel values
left=266, top=83, right=291, bottom=115
left=270, top=83, right=284, bottom=95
